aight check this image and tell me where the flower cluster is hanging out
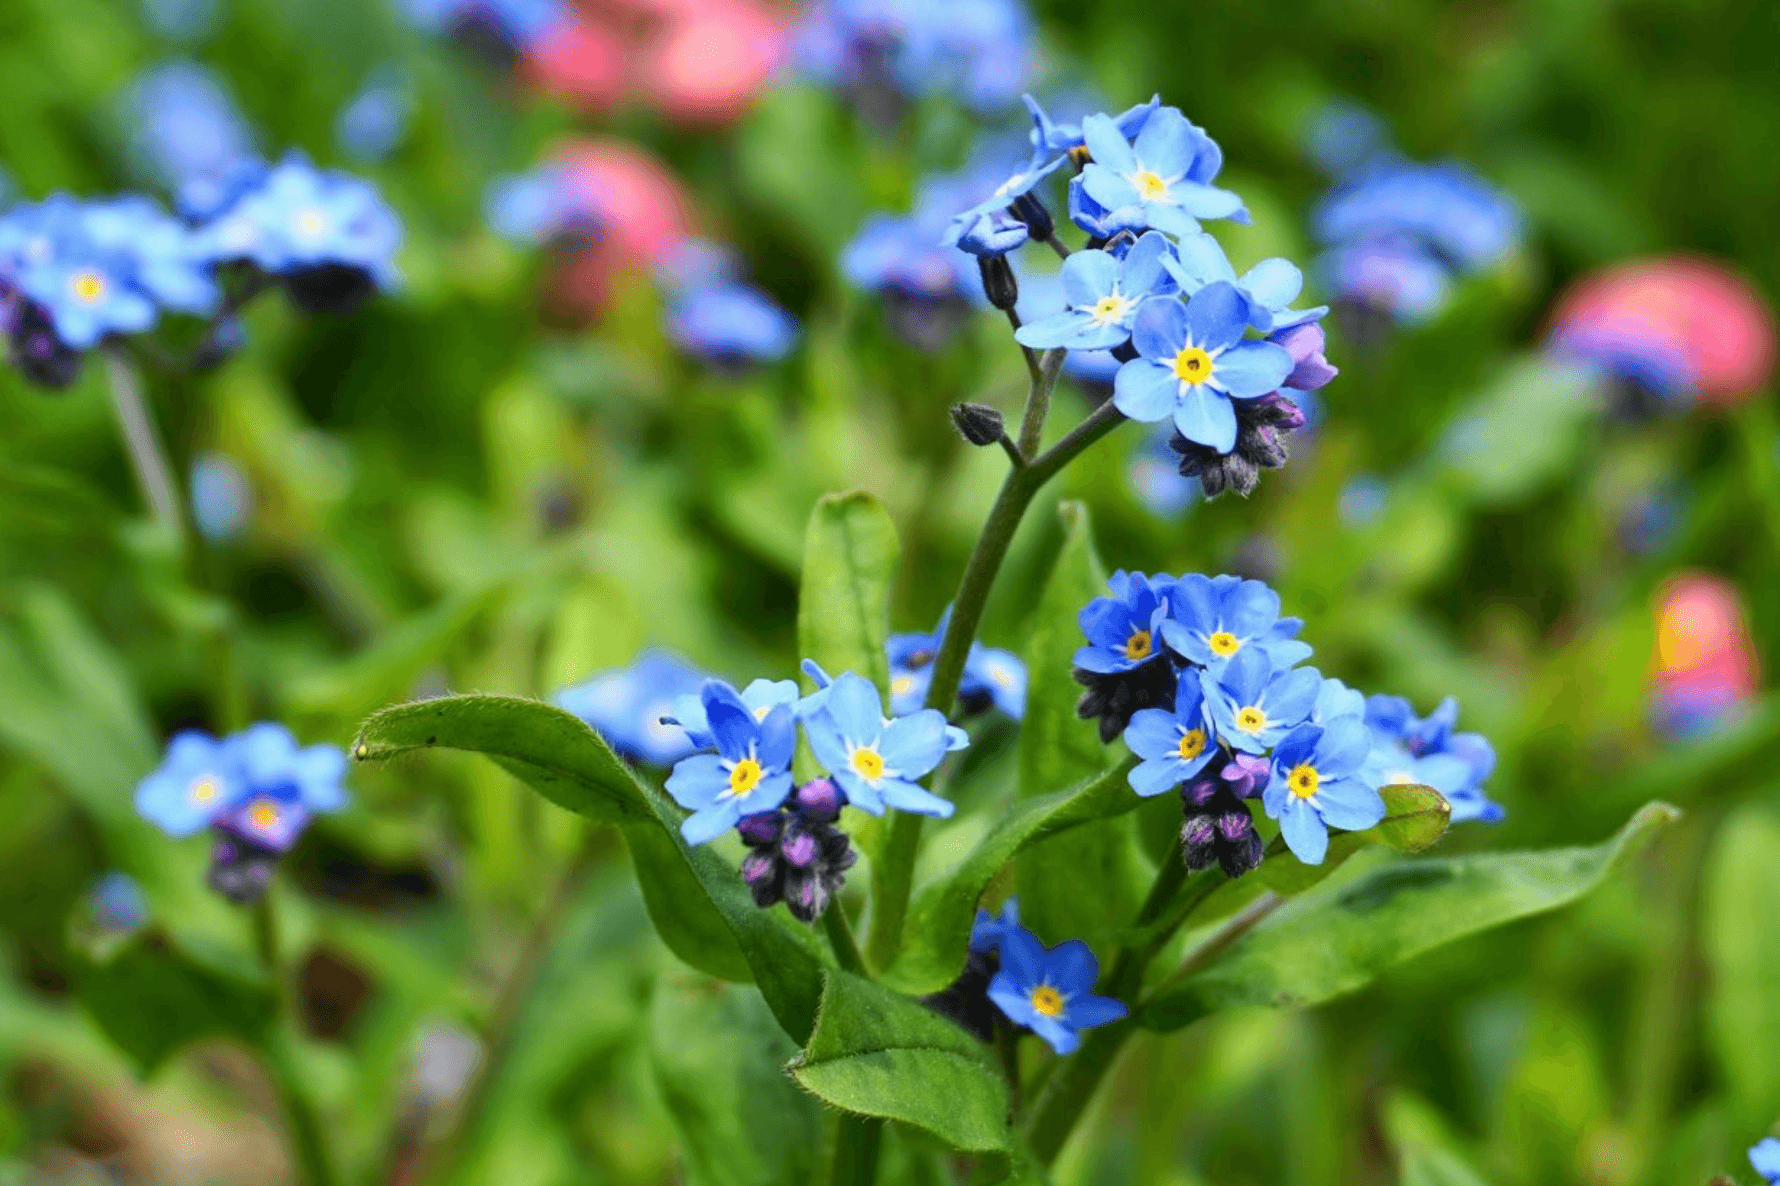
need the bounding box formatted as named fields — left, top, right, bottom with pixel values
left=939, top=899, right=1126, bottom=1055
left=886, top=608, right=1025, bottom=719
left=0, top=152, right=401, bottom=389
left=1075, top=571, right=1499, bottom=869
left=135, top=723, right=349, bottom=903
left=924, top=96, right=1339, bottom=498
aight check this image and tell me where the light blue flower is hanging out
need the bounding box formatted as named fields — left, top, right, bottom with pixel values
left=1074, top=570, right=1174, bottom=675
left=1750, top=1138, right=1780, bottom=1185
left=943, top=152, right=1066, bottom=249
left=665, top=676, right=801, bottom=750
left=1264, top=717, right=1384, bottom=864
left=665, top=681, right=798, bottom=845
left=1014, top=232, right=1176, bottom=350
left=1162, top=572, right=1313, bottom=671
left=212, top=723, right=349, bottom=852
left=1204, top=647, right=1320, bottom=754
left=1079, top=106, right=1246, bottom=237
left=1111, top=283, right=1296, bottom=454
left=1164, top=231, right=1326, bottom=333
left=556, top=650, right=706, bottom=766
left=1025, top=93, right=1159, bottom=162
left=192, top=152, right=402, bottom=291
left=135, top=730, right=245, bottom=838
left=965, top=646, right=1026, bottom=720
left=667, top=282, right=799, bottom=365
left=805, top=672, right=958, bottom=818
left=1362, top=694, right=1502, bottom=824
left=1123, top=669, right=1217, bottom=797
left=988, top=925, right=1128, bottom=1055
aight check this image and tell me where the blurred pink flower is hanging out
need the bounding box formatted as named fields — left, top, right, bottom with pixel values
left=1649, top=572, right=1760, bottom=736
left=640, top=1, right=789, bottom=124
left=521, top=15, right=627, bottom=111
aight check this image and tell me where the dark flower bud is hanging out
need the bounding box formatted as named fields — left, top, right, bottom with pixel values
left=951, top=402, right=1007, bottom=447
left=1009, top=192, right=1054, bottom=242
left=207, top=832, right=281, bottom=904
left=736, top=807, right=857, bottom=923
left=1180, top=757, right=1265, bottom=880
left=782, top=829, right=820, bottom=868
left=736, top=812, right=785, bottom=845
left=283, top=264, right=378, bottom=316
left=977, top=255, right=1019, bottom=312
left=1171, top=391, right=1308, bottom=500
left=794, top=777, right=845, bottom=823
left=1074, top=658, right=1179, bottom=743
left=7, top=301, right=84, bottom=391
left=921, top=948, right=999, bottom=1043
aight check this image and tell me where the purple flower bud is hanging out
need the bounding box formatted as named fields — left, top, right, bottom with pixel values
left=737, top=812, right=785, bottom=845
left=740, top=850, right=778, bottom=887
left=1270, top=323, right=1339, bottom=391
left=794, top=778, right=845, bottom=823
left=1181, top=815, right=1216, bottom=849
left=1183, top=776, right=1222, bottom=809
left=781, top=828, right=820, bottom=869
left=1216, top=812, right=1254, bottom=842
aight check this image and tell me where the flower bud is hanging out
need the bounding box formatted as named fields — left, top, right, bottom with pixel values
left=1009, top=192, right=1054, bottom=242
left=977, top=255, right=1019, bottom=312
left=950, top=402, right=1007, bottom=447
left=794, top=777, right=845, bottom=823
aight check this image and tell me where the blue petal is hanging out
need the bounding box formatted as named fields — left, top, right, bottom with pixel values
left=1015, top=309, right=1099, bottom=349
left=1210, top=340, right=1294, bottom=399
left=1171, top=181, right=1247, bottom=222
left=1314, top=778, right=1387, bottom=831
left=681, top=800, right=742, bottom=846
left=665, top=753, right=726, bottom=810
left=1317, top=716, right=1374, bottom=775
left=999, top=924, right=1046, bottom=986
left=1172, top=383, right=1237, bottom=453
left=755, top=705, right=797, bottom=771
left=804, top=716, right=854, bottom=779
left=1130, top=108, right=1193, bottom=177
left=1123, top=709, right=1182, bottom=761
left=1065, top=992, right=1129, bottom=1029
left=988, top=975, right=1039, bottom=1029
left=1279, top=799, right=1330, bottom=864
left=1131, top=296, right=1188, bottom=360
left=879, top=709, right=952, bottom=777
left=1112, top=360, right=1179, bottom=423
left=1031, top=1015, right=1080, bottom=1055
left=1060, top=249, right=1119, bottom=306
left=1240, top=258, right=1303, bottom=312
left=1264, top=667, right=1323, bottom=728
left=834, top=769, right=885, bottom=815
left=1048, top=940, right=1100, bottom=995
left=877, top=778, right=956, bottom=818
left=824, top=672, right=884, bottom=744
left=1222, top=579, right=1281, bottom=638
left=1128, top=756, right=1184, bottom=797
left=1158, top=618, right=1203, bottom=663
left=1271, top=724, right=1321, bottom=771
left=701, top=680, right=756, bottom=758
left=1071, top=644, right=1128, bottom=674
left=1183, top=281, right=1247, bottom=352
left=1120, top=231, right=1175, bottom=296
left=1168, top=231, right=1236, bottom=287
left=1217, top=646, right=1270, bottom=706
left=1080, top=113, right=1138, bottom=175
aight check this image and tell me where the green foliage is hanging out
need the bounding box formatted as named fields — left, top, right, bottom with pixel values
left=1704, top=803, right=1780, bottom=1132
left=797, top=491, right=900, bottom=692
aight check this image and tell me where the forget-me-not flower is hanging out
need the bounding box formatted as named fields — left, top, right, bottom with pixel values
left=1014, top=231, right=1176, bottom=350
left=1162, top=573, right=1313, bottom=671
left=805, top=672, right=958, bottom=818
left=135, top=730, right=246, bottom=837
left=987, top=925, right=1128, bottom=1054
left=1164, top=231, right=1327, bottom=333
left=1264, top=717, right=1384, bottom=864
left=969, top=897, right=1020, bottom=955
left=1112, top=283, right=1296, bottom=454
left=1025, top=93, right=1159, bottom=163
left=1204, top=647, right=1320, bottom=754
left=1079, top=107, right=1246, bottom=238
left=1363, top=694, right=1503, bottom=824
left=1123, top=669, right=1217, bottom=796
left=211, top=723, right=348, bottom=852
left=1750, top=1138, right=1780, bottom=1185
left=1074, top=570, right=1174, bottom=675
left=666, top=282, right=798, bottom=365
left=557, top=650, right=706, bottom=766
left=665, top=681, right=798, bottom=844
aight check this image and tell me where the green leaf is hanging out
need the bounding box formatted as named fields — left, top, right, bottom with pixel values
left=73, top=931, right=276, bottom=1076
left=1140, top=802, right=1679, bottom=1031
left=1385, top=1093, right=1494, bottom=1186
left=797, top=491, right=899, bottom=691
left=649, top=977, right=825, bottom=1186
left=1258, top=783, right=1453, bottom=896
left=788, top=970, right=1010, bottom=1153
left=1016, top=502, right=1138, bottom=948
left=1704, top=803, right=1780, bottom=1131
left=353, top=693, right=827, bottom=1041
left=883, top=757, right=1137, bottom=995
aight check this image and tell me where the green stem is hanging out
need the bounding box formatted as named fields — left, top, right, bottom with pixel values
left=102, top=349, right=186, bottom=551
left=828, top=1114, right=883, bottom=1186
left=823, top=902, right=869, bottom=977
left=1016, top=348, right=1067, bottom=459
left=867, top=397, right=1127, bottom=968
left=250, top=897, right=339, bottom=1186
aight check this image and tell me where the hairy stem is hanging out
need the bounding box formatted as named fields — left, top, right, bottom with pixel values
left=250, top=897, right=339, bottom=1186
left=824, top=901, right=870, bottom=976
left=828, top=1114, right=883, bottom=1186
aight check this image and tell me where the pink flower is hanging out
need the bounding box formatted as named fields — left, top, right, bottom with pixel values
left=641, top=1, right=789, bottom=124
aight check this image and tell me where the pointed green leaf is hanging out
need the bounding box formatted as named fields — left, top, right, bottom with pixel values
left=882, top=757, right=1137, bottom=995
left=353, top=693, right=827, bottom=1041
left=1704, top=803, right=1780, bottom=1132
left=73, top=931, right=276, bottom=1076
left=1140, top=802, right=1679, bottom=1031
left=797, top=491, right=899, bottom=690
left=1016, top=502, right=1138, bottom=948
left=788, top=970, right=1009, bottom=1153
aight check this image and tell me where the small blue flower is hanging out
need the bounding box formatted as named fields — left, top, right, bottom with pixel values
left=1111, top=284, right=1296, bottom=454
left=1264, top=717, right=1384, bottom=865
left=193, top=153, right=401, bottom=292
left=965, top=646, right=1026, bottom=720
left=943, top=152, right=1066, bottom=246
left=212, top=723, right=348, bottom=852
left=1750, top=1138, right=1780, bottom=1185
left=336, top=67, right=412, bottom=163
left=1123, top=669, right=1217, bottom=796
left=1316, top=236, right=1452, bottom=323
left=666, top=681, right=798, bottom=845
left=484, top=166, right=597, bottom=245
left=805, top=672, right=959, bottom=818
left=987, top=925, right=1128, bottom=1054
left=666, top=676, right=801, bottom=749
left=1014, top=232, right=1176, bottom=350
left=1164, top=231, right=1326, bottom=333
left=135, top=730, right=245, bottom=837
left=1079, top=107, right=1246, bottom=237
left=91, top=872, right=148, bottom=932
left=191, top=453, right=251, bottom=542
left=952, top=212, right=1030, bottom=259
left=1025, top=94, right=1159, bottom=162
left=1315, top=161, right=1519, bottom=274
left=556, top=650, right=706, bottom=766
left=969, top=897, right=1019, bottom=955
left=1162, top=573, right=1314, bottom=672
left=1074, top=570, right=1174, bottom=675
left=1204, top=647, right=1320, bottom=754
left=81, top=197, right=220, bottom=315
left=886, top=612, right=1024, bottom=721
left=666, top=282, right=799, bottom=365
left=1363, top=695, right=1502, bottom=824
left=124, top=63, right=259, bottom=215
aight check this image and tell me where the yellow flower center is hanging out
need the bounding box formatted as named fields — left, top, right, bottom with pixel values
left=851, top=747, right=885, bottom=781
left=249, top=800, right=281, bottom=830
left=189, top=776, right=219, bottom=804
left=1123, top=629, right=1153, bottom=661
left=71, top=271, right=106, bottom=303
left=1091, top=294, right=1128, bottom=325
left=1289, top=762, right=1320, bottom=799
left=988, top=665, right=1015, bottom=688
left=1173, top=347, right=1214, bottom=385
left=753, top=704, right=771, bottom=721
left=1029, top=984, right=1065, bottom=1018
left=1177, top=728, right=1206, bottom=761
left=890, top=674, right=916, bottom=697
left=1133, top=169, right=1169, bottom=200
left=1235, top=706, right=1267, bottom=734
left=1207, top=631, right=1241, bottom=657
left=294, top=208, right=329, bottom=240
left=727, top=758, right=763, bottom=796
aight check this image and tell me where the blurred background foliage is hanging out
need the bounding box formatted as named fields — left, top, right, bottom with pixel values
left=0, top=0, right=1777, bottom=1183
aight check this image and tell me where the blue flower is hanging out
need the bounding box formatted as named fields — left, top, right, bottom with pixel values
left=665, top=676, right=801, bottom=749
left=1013, top=232, right=1176, bottom=350
left=336, top=67, right=412, bottom=163
left=1312, top=676, right=1367, bottom=725
left=124, top=63, right=260, bottom=218
left=1315, top=161, right=1519, bottom=275
left=212, top=723, right=349, bottom=852
left=987, top=925, right=1128, bottom=1054
left=666, top=681, right=798, bottom=845
left=886, top=612, right=1024, bottom=721
left=556, top=650, right=706, bottom=766
left=1751, top=1138, right=1780, bottom=1185
left=1111, top=284, right=1296, bottom=454
left=1162, top=573, right=1313, bottom=672
left=81, top=197, right=220, bottom=315
left=91, top=872, right=148, bottom=932
left=1316, top=236, right=1452, bottom=323
left=1074, top=570, right=1174, bottom=675
left=805, top=672, right=959, bottom=818
left=135, top=730, right=244, bottom=837
left=1264, top=717, right=1384, bottom=864
left=1123, top=669, right=1217, bottom=796
left=952, top=213, right=1031, bottom=259
left=943, top=153, right=1066, bottom=248
left=1204, top=647, right=1320, bottom=754
left=1078, top=107, right=1246, bottom=237
left=791, top=0, right=1036, bottom=113
left=484, top=166, right=597, bottom=245
left=1025, top=93, right=1159, bottom=162
left=666, top=282, right=799, bottom=365
left=1363, top=695, right=1502, bottom=824
left=1164, top=231, right=1326, bottom=333
left=969, top=897, right=1019, bottom=955
left=965, top=646, right=1026, bottom=720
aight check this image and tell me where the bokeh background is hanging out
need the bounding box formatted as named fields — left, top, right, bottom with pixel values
left=1, top=0, right=1778, bottom=1182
